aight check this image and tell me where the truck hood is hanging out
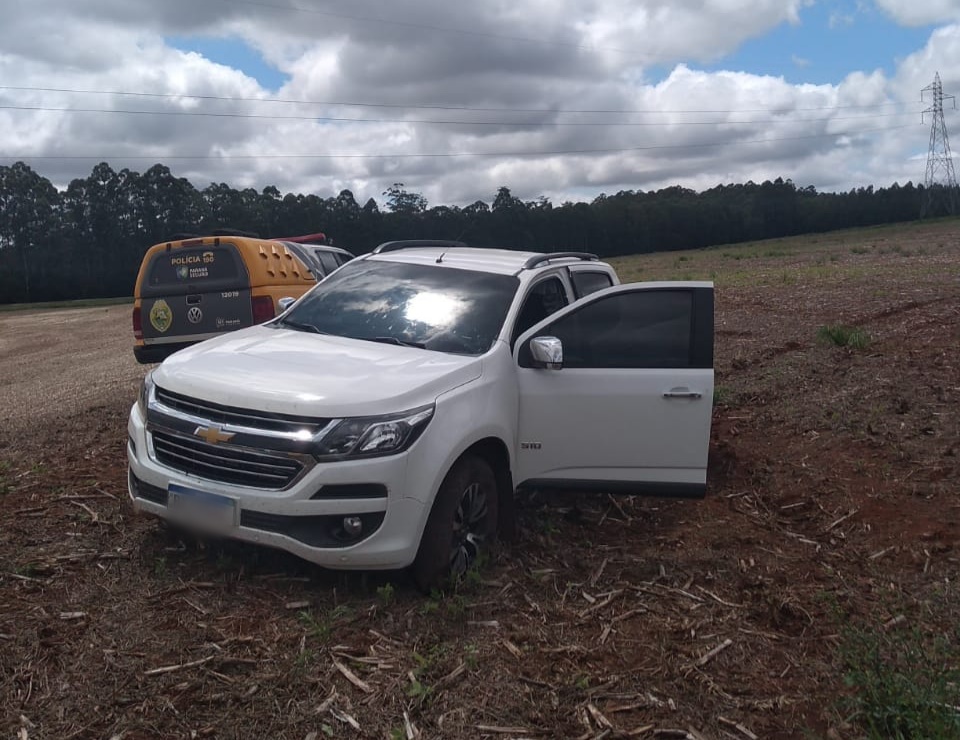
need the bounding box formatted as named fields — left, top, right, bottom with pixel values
left=154, top=325, right=481, bottom=417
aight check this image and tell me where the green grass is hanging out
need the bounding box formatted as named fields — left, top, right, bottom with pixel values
left=608, top=218, right=960, bottom=285
left=297, top=609, right=335, bottom=641
left=817, top=324, right=871, bottom=350
left=712, top=385, right=733, bottom=406
left=376, top=582, right=395, bottom=606
left=840, top=625, right=960, bottom=739
left=0, top=296, right=132, bottom=313
left=297, top=604, right=355, bottom=643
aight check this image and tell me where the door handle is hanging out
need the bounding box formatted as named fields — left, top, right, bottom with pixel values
left=663, top=390, right=702, bottom=399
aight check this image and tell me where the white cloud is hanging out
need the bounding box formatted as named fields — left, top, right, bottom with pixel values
left=829, top=11, right=855, bottom=29
left=874, top=0, right=960, bottom=27
left=0, top=0, right=947, bottom=206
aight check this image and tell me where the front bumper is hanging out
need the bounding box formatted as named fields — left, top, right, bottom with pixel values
left=126, top=404, right=429, bottom=570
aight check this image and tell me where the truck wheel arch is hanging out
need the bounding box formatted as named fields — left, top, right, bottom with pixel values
left=463, top=437, right=516, bottom=543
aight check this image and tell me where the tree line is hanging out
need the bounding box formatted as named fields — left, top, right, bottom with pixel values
left=0, top=160, right=946, bottom=304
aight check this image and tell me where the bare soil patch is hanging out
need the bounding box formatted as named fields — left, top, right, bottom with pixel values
left=2, top=222, right=959, bottom=739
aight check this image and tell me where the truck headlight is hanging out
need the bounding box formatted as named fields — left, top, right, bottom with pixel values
left=137, top=371, right=155, bottom=418
left=315, top=405, right=434, bottom=460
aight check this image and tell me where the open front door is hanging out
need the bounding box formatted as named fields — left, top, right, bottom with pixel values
left=514, top=282, right=714, bottom=498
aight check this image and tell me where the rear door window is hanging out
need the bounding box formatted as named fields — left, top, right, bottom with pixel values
left=571, top=270, right=614, bottom=298
left=314, top=250, right=340, bottom=276
left=142, top=245, right=246, bottom=297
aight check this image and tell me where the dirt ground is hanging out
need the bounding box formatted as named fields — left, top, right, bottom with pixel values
left=1, top=221, right=959, bottom=739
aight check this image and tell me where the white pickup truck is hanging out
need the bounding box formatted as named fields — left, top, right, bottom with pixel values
left=127, top=241, right=714, bottom=590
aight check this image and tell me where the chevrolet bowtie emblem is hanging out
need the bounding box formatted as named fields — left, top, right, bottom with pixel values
left=194, top=425, right=235, bottom=445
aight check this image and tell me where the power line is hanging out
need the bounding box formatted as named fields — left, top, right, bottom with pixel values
left=0, top=124, right=913, bottom=161
left=0, top=103, right=919, bottom=127
left=0, top=84, right=915, bottom=115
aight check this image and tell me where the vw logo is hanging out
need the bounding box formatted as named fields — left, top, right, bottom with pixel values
left=187, top=306, right=203, bottom=324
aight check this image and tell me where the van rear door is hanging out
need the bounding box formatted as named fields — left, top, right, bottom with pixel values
left=140, top=243, right=253, bottom=347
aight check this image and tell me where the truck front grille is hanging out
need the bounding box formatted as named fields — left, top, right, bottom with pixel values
left=151, top=429, right=303, bottom=489
left=155, top=386, right=329, bottom=435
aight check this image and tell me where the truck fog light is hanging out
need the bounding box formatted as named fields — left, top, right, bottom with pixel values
left=343, top=516, right=363, bottom=536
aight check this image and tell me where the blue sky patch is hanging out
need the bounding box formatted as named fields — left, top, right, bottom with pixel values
left=647, top=0, right=934, bottom=85
left=167, top=35, right=287, bottom=90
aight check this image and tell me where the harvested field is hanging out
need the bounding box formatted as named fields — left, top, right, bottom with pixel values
left=1, top=220, right=959, bottom=739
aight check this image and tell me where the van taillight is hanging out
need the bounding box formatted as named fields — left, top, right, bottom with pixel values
left=251, top=296, right=275, bottom=324
left=132, top=306, right=143, bottom=340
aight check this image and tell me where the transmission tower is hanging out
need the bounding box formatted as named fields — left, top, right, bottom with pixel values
left=921, top=71, right=958, bottom=218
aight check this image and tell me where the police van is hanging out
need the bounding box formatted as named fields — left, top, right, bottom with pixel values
left=132, top=231, right=353, bottom=364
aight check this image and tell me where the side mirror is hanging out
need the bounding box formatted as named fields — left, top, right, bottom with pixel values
left=530, top=336, right=563, bottom=370
left=278, top=296, right=296, bottom=313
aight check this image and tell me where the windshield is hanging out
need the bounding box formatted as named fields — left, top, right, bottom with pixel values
left=277, top=260, right=519, bottom=355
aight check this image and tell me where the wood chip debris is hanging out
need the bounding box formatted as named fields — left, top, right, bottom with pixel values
left=579, top=590, right=624, bottom=618
left=474, top=725, right=538, bottom=734
left=590, top=557, right=609, bottom=587
left=586, top=702, right=613, bottom=730
left=144, top=655, right=215, bottom=676
left=718, top=716, right=759, bottom=740
left=436, top=662, right=467, bottom=689
left=329, top=707, right=361, bottom=731
left=696, top=638, right=734, bottom=667
left=313, top=689, right=338, bottom=714
left=467, top=620, right=500, bottom=628
left=695, top=586, right=746, bottom=608
left=332, top=658, right=373, bottom=693
left=502, top=639, right=523, bottom=659
left=68, top=500, right=101, bottom=522
left=403, top=710, right=419, bottom=739
left=883, top=614, right=907, bottom=630
left=824, top=508, right=859, bottom=532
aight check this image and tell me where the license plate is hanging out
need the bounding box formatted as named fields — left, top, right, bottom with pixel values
left=167, top=483, right=238, bottom=531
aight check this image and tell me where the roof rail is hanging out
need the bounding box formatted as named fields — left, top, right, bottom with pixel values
left=372, top=239, right=468, bottom=254
left=272, top=232, right=327, bottom=244
left=209, top=228, right=260, bottom=238
left=522, top=252, right=599, bottom=270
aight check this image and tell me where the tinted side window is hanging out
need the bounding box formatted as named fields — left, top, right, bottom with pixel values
left=511, top=277, right=569, bottom=345
left=315, top=251, right=340, bottom=275
left=571, top=271, right=613, bottom=298
left=543, top=290, right=693, bottom=368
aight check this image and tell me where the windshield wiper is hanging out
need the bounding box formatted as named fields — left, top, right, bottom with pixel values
left=368, top=336, right=426, bottom=349
left=274, top=317, right=326, bottom=334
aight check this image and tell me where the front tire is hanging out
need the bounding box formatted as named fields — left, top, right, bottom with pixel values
left=411, top=454, right=499, bottom=593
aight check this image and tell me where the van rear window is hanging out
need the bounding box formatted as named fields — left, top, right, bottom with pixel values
left=144, top=247, right=244, bottom=295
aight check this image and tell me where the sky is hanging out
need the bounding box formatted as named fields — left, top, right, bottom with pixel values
left=2, top=0, right=960, bottom=208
